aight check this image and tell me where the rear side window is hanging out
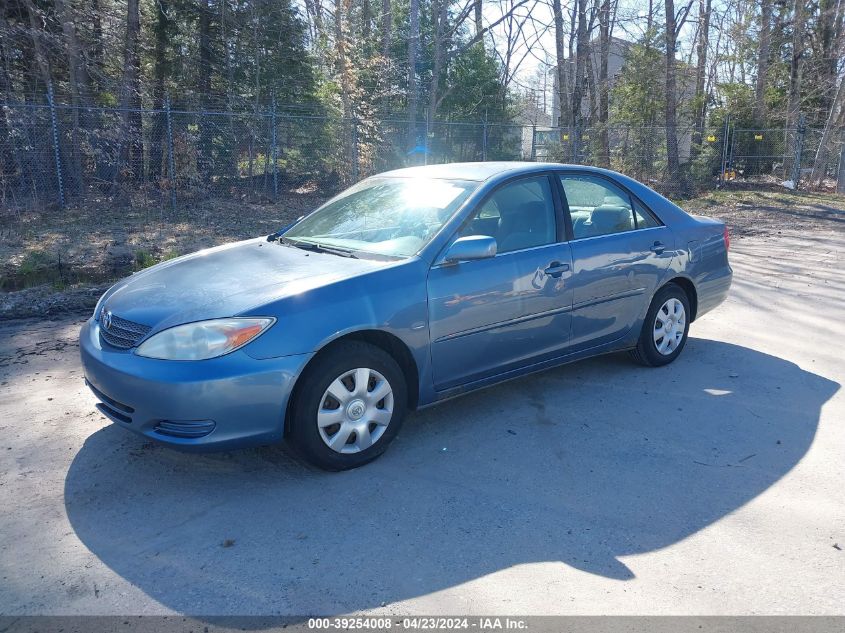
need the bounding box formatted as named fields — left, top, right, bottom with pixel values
left=633, top=199, right=661, bottom=229
left=559, top=175, right=635, bottom=239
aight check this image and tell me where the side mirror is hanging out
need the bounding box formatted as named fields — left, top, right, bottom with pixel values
left=443, top=235, right=497, bottom=263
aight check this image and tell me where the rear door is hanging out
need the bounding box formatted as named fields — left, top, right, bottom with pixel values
left=427, top=174, right=574, bottom=390
left=557, top=172, right=674, bottom=350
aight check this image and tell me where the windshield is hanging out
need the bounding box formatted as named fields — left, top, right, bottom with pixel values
left=283, top=177, right=478, bottom=257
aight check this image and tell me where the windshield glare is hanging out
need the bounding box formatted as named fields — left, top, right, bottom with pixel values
left=283, top=177, right=478, bottom=257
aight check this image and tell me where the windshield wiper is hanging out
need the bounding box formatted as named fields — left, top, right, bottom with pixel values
left=277, top=237, right=358, bottom=258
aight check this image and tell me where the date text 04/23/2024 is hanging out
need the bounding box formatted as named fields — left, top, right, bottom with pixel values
left=307, top=617, right=529, bottom=630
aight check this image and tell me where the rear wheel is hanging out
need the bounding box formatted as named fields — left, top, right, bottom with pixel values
left=288, top=341, right=407, bottom=470
left=630, top=283, right=691, bottom=367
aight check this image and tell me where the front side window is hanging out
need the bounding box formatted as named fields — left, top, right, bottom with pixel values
left=284, top=177, right=478, bottom=257
left=560, top=175, right=636, bottom=239
left=460, top=176, right=556, bottom=254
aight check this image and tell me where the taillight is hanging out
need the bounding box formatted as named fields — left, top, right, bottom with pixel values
left=723, top=225, right=730, bottom=251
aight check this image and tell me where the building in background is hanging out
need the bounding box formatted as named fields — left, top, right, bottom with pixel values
left=542, top=36, right=696, bottom=163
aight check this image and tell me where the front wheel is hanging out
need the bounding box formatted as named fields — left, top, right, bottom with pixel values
left=630, top=283, right=691, bottom=367
left=288, top=341, right=407, bottom=470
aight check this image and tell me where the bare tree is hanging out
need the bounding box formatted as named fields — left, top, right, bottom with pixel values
left=21, top=0, right=52, bottom=94
left=474, top=0, right=483, bottom=36
left=552, top=0, right=569, bottom=131
left=407, top=0, right=419, bottom=145
left=571, top=0, right=589, bottom=159
left=665, top=0, right=695, bottom=192
left=810, top=74, right=845, bottom=184
left=54, top=0, right=90, bottom=190
left=117, top=0, right=142, bottom=182
left=753, top=0, right=771, bottom=125
left=425, top=0, right=533, bottom=127
left=598, top=0, right=612, bottom=166
left=427, top=0, right=449, bottom=130
left=335, top=0, right=354, bottom=119
left=489, top=0, right=551, bottom=98
left=149, top=0, right=171, bottom=180
left=787, top=0, right=805, bottom=129
left=381, top=0, right=391, bottom=58
left=691, top=0, right=712, bottom=158
left=198, top=0, right=214, bottom=176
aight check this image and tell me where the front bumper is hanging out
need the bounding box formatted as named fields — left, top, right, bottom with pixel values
left=79, top=318, right=313, bottom=451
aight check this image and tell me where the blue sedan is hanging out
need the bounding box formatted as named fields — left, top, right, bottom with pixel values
left=80, top=162, right=732, bottom=470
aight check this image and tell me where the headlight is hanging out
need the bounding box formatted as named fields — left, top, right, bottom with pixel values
left=136, top=317, right=275, bottom=360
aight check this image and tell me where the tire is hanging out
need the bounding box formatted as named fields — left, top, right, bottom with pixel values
left=288, top=341, right=407, bottom=470
left=629, top=283, right=691, bottom=367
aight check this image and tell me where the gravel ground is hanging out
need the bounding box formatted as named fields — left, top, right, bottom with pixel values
left=0, top=227, right=842, bottom=616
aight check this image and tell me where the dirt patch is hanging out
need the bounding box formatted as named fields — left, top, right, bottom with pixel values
left=1, top=187, right=327, bottom=319
left=682, top=188, right=845, bottom=238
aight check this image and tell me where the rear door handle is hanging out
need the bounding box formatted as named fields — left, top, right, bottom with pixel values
left=544, top=262, right=570, bottom=277
left=650, top=241, right=666, bottom=254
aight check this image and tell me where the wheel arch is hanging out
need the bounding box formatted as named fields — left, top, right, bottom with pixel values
left=284, top=329, right=421, bottom=436
left=663, top=276, right=698, bottom=321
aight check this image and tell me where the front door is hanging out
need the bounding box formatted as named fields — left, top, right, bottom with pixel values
left=427, top=175, right=574, bottom=390
left=558, top=173, right=674, bottom=350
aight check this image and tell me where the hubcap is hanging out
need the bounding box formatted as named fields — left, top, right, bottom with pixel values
left=653, top=297, right=686, bottom=356
left=317, top=367, right=394, bottom=454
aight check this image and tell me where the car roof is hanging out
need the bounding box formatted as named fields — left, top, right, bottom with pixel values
left=377, top=161, right=593, bottom=182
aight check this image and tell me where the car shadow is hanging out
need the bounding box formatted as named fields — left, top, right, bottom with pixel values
left=63, top=338, right=839, bottom=615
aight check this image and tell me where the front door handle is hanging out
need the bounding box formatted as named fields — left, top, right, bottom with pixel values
left=650, top=241, right=666, bottom=254
left=544, top=261, right=570, bottom=277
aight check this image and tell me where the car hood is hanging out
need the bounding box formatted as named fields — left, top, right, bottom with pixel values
left=99, top=238, right=393, bottom=332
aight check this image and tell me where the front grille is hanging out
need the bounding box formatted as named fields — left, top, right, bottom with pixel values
left=99, top=313, right=151, bottom=349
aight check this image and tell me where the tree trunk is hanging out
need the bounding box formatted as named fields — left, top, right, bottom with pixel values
left=598, top=0, right=610, bottom=166
left=664, top=0, right=683, bottom=193
left=381, top=0, right=391, bottom=58
left=54, top=0, right=90, bottom=193
left=474, top=0, right=483, bottom=37
left=362, top=0, right=371, bottom=40
left=198, top=0, right=213, bottom=177
left=91, top=0, right=104, bottom=91
left=584, top=46, right=597, bottom=123
left=118, top=0, right=142, bottom=185
left=753, top=0, right=771, bottom=125
left=570, top=0, right=589, bottom=160
left=428, top=0, right=448, bottom=129
left=552, top=0, right=569, bottom=132
left=21, top=0, right=52, bottom=93
left=787, top=0, right=805, bottom=129
left=817, top=0, right=843, bottom=121
left=150, top=0, right=170, bottom=181
left=691, top=0, right=711, bottom=159
left=407, top=0, right=419, bottom=148
left=335, top=0, right=353, bottom=119
left=810, top=74, right=845, bottom=185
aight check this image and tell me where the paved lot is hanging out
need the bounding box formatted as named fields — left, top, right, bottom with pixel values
left=0, top=229, right=843, bottom=616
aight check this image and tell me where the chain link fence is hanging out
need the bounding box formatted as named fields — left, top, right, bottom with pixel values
left=2, top=99, right=845, bottom=218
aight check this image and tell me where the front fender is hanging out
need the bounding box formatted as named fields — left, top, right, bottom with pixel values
left=241, top=258, right=431, bottom=364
